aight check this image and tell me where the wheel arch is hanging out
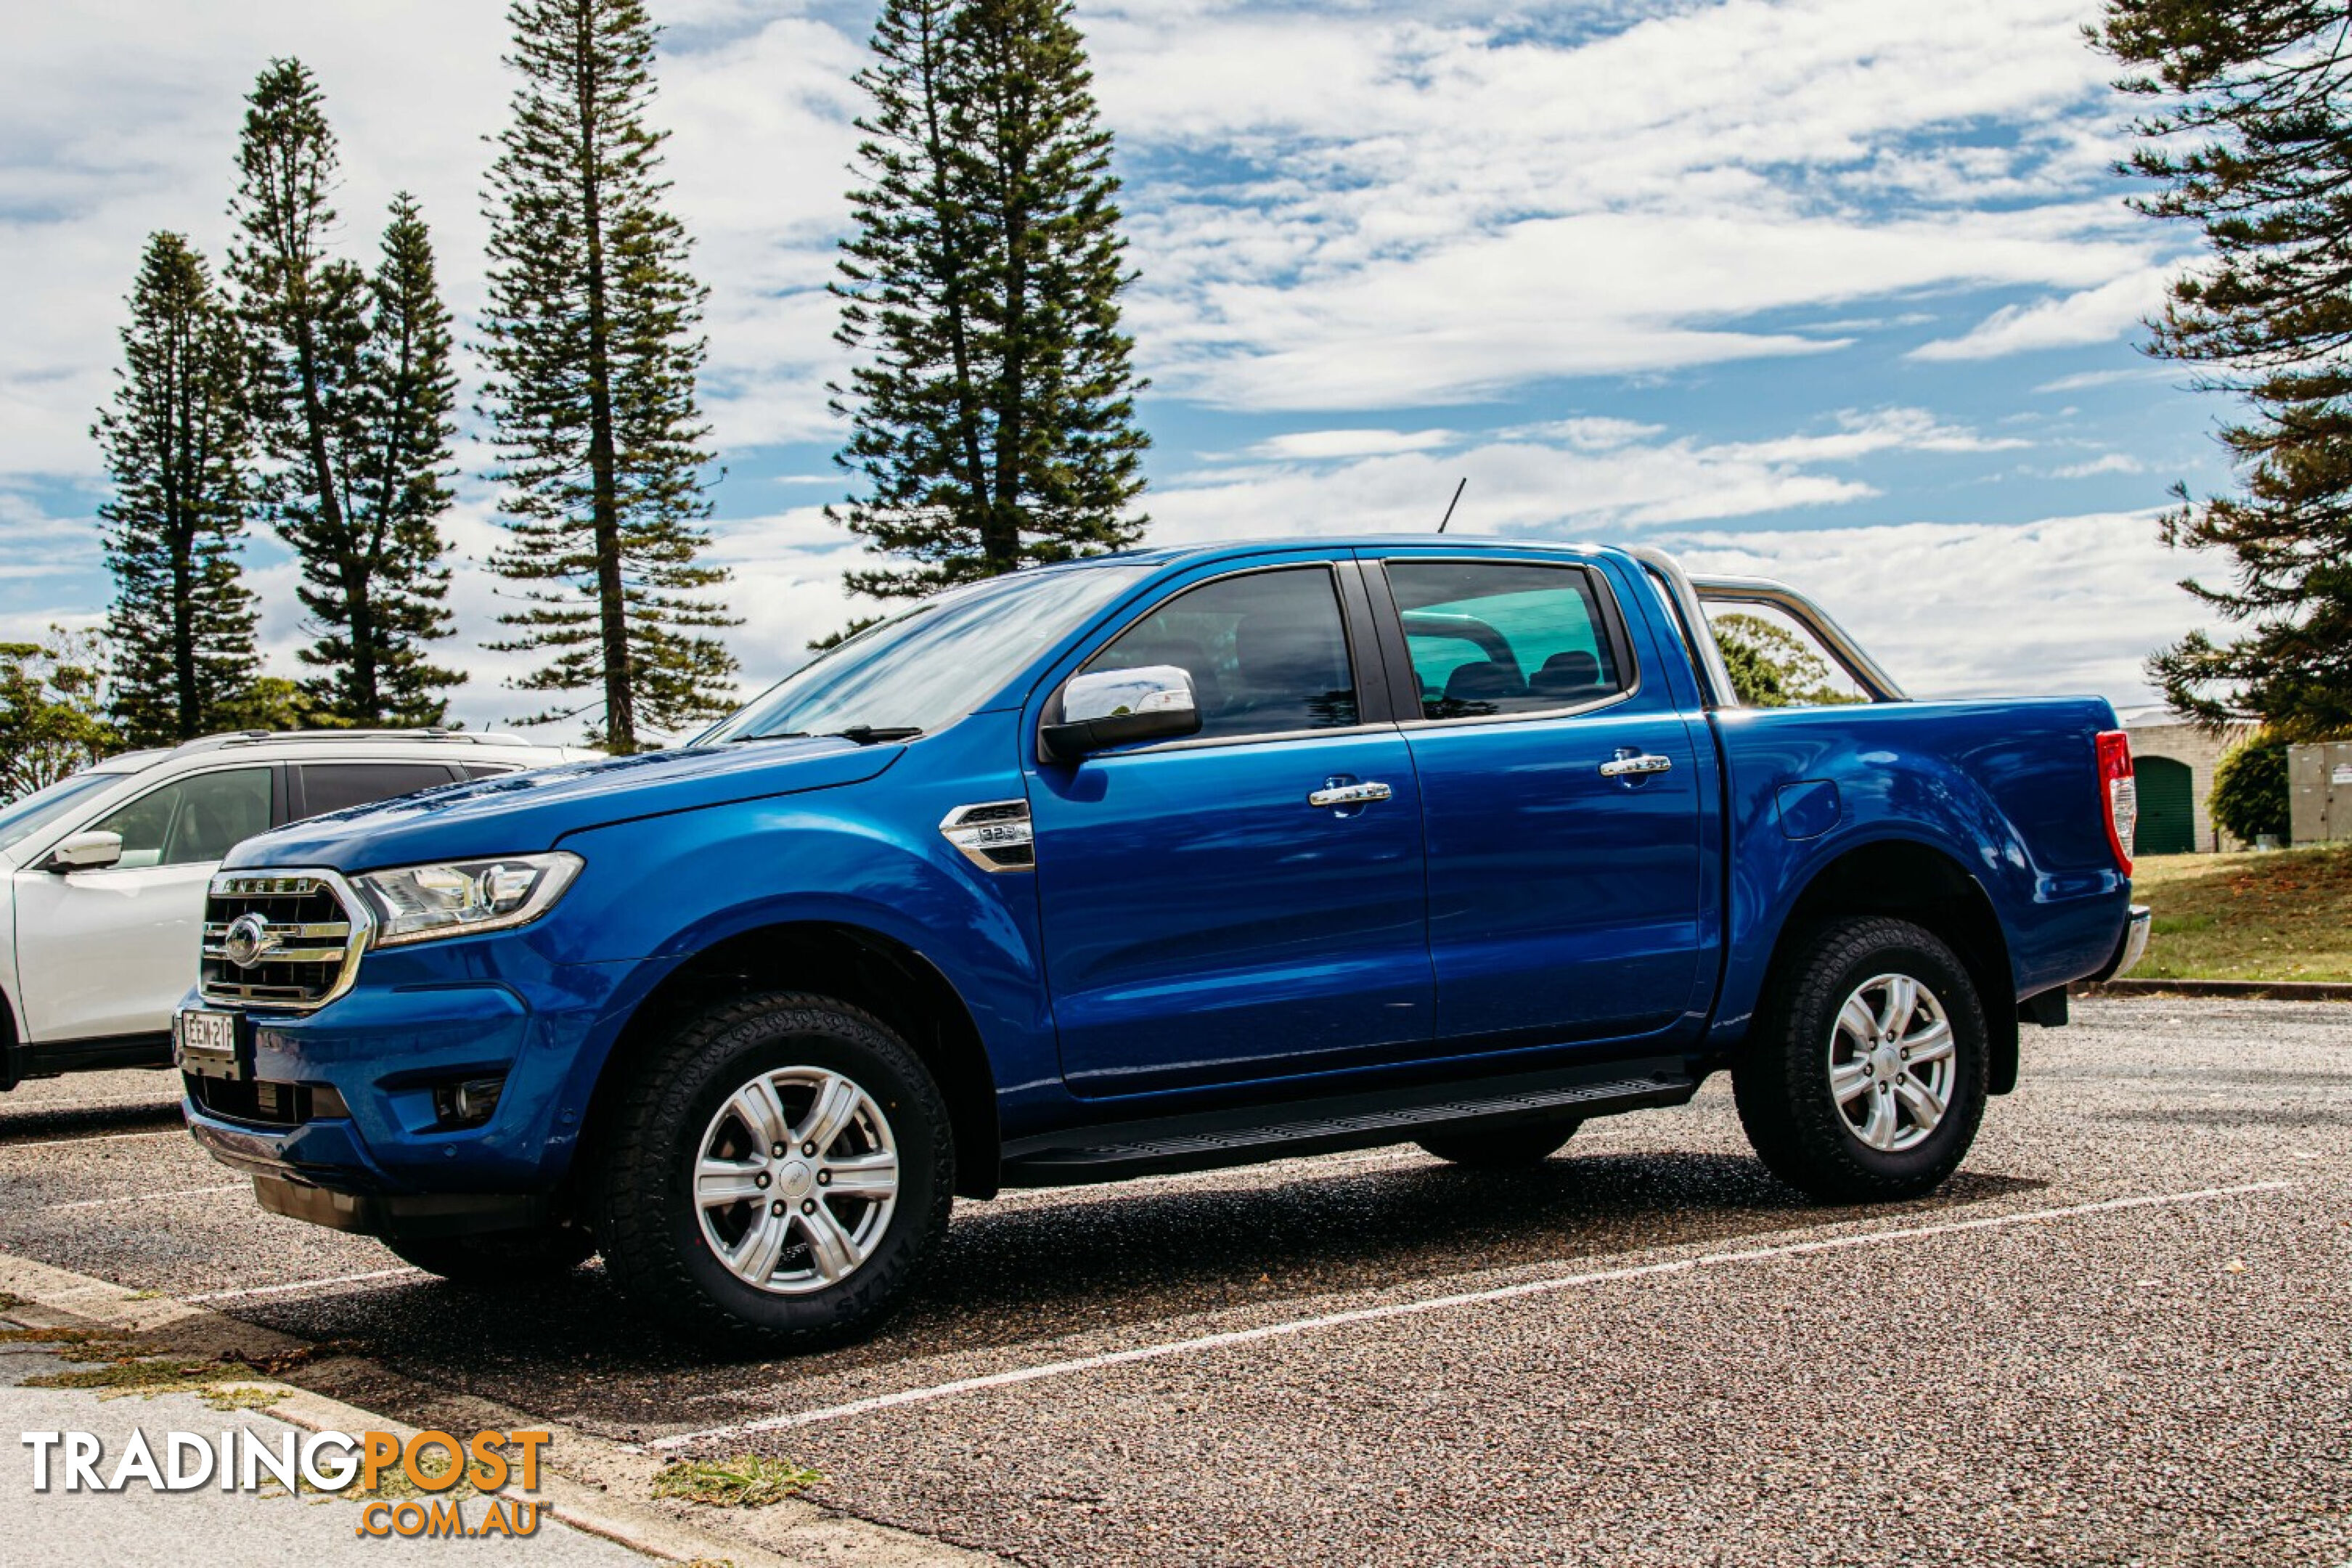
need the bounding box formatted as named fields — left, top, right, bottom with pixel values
left=0, top=981, right=18, bottom=1092
left=580, top=920, right=1003, bottom=1200
left=1757, top=837, right=2020, bottom=1095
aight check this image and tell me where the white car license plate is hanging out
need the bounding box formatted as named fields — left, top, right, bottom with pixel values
left=175, top=1008, right=242, bottom=1080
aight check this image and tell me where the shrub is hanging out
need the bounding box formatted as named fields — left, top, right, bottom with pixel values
left=2209, top=730, right=2291, bottom=845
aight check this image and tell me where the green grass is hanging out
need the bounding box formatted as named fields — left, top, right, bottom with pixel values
left=2129, top=843, right=2352, bottom=982
left=651, top=1454, right=823, bottom=1509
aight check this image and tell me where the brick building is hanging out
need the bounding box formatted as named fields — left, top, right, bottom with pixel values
left=2118, top=707, right=2259, bottom=855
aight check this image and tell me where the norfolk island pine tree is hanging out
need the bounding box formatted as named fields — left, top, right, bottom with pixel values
left=478, top=0, right=738, bottom=754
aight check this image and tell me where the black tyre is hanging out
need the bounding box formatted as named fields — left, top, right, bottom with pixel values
left=595, top=992, right=953, bottom=1350
left=383, top=1225, right=595, bottom=1288
left=1416, top=1120, right=1579, bottom=1167
left=1734, top=915, right=1990, bottom=1203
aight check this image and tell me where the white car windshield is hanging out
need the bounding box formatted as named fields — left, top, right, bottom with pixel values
left=701, top=565, right=1146, bottom=746
left=0, top=772, right=121, bottom=854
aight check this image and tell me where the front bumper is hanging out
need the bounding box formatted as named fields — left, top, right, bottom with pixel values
left=249, top=1172, right=550, bottom=1240
left=179, top=951, right=640, bottom=1238
left=2093, top=904, right=2152, bottom=981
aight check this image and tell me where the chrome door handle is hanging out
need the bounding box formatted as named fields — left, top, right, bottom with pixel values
left=1307, top=781, right=1395, bottom=808
left=1598, top=754, right=1673, bottom=778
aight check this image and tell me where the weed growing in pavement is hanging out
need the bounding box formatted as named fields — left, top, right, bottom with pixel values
left=10, top=1327, right=295, bottom=1410
left=652, top=1454, right=823, bottom=1508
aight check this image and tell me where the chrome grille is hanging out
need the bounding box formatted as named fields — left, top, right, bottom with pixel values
left=200, top=873, right=363, bottom=1009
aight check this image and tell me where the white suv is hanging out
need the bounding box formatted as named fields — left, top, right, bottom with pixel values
left=0, top=730, right=594, bottom=1088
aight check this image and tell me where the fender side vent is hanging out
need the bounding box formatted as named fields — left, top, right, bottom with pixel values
left=940, top=799, right=1034, bottom=872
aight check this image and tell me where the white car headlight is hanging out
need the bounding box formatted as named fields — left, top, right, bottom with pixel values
left=354, top=852, right=583, bottom=947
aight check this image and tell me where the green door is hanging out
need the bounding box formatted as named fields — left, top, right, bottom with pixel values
left=2136, top=755, right=2196, bottom=855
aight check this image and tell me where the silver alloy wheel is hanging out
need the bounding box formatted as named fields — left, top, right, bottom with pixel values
left=1826, top=973, right=1955, bottom=1153
left=693, top=1066, right=900, bottom=1296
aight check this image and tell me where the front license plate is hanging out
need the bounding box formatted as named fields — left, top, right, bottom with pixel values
left=174, top=1008, right=243, bottom=1081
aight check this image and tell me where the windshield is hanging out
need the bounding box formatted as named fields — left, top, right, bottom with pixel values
left=0, top=772, right=121, bottom=854
left=701, top=565, right=1147, bottom=746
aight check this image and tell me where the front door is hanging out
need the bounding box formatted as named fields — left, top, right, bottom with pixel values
left=1029, top=562, right=1433, bottom=1098
left=1370, top=555, right=1710, bottom=1049
left=13, top=764, right=275, bottom=1042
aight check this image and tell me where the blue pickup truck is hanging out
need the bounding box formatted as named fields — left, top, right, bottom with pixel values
left=177, top=540, right=2149, bottom=1347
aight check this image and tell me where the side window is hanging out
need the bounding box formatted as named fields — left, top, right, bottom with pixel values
left=1386, top=561, right=1625, bottom=720
left=1704, top=604, right=1869, bottom=709
left=87, top=769, right=271, bottom=868
left=298, top=764, right=459, bottom=818
left=1082, top=567, right=1359, bottom=743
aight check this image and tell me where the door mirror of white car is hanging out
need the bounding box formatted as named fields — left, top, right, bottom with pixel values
left=1041, top=665, right=1202, bottom=764
left=40, top=830, right=124, bottom=874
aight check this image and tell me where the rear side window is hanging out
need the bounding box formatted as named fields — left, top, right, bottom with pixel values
left=1082, top=566, right=1360, bottom=743
left=1387, top=561, right=1624, bottom=720
left=298, top=764, right=457, bottom=818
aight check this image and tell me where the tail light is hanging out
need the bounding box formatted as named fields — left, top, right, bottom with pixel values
left=2096, top=730, right=2136, bottom=875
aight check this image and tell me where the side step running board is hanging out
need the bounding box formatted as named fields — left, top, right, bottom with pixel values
left=998, top=1060, right=1699, bottom=1187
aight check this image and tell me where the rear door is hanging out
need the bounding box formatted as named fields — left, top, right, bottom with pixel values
left=1028, top=558, right=1434, bottom=1098
left=1363, top=552, right=1712, bottom=1051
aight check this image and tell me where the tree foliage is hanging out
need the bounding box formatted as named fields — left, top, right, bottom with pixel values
left=830, top=0, right=1148, bottom=605
left=1712, top=612, right=1862, bottom=708
left=2096, top=1, right=2352, bottom=741
left=229, top=60, right=459, bottom=727
left=480, top=0, right=738, bottom=754
left=0, top=630, right=119, bottom=799
left=2210, top=727, right=2292, bottom=843
left=96, top=233, right=260, bottom=746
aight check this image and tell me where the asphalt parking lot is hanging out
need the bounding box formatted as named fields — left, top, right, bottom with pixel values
left=3, top=995, right=2348, bottom=1567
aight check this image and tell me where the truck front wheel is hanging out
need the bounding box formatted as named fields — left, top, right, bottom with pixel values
left=595, top=992, right=954, bottom=1349
left=1734, top=916, right=1990, bottom=1204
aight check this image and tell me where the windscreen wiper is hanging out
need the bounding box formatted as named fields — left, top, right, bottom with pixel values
left=826, top=726, right=923, bottom=745
left=726, top=726, right=921, bottom=746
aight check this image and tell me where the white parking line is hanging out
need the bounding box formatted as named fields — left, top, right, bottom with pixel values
left=184, top=1266, right=424, bottom=1304
left=2, top=1093, right=184, bottom=1114
left=0, top=1129, right=187, bottom=1154
left=34, top=1183, right=242, bottom=1212
left=646, top=1180, right=2295, bottom=1450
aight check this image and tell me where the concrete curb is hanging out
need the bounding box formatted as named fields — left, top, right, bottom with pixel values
left=2078, top=978, right=2352, bottom=1002
left=0, top=1252, right=997, bottom=1567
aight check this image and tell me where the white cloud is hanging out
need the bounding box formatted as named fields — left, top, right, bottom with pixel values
left=1246, top=428, right=1456, bottom=460
left=1144, top=405, right=2030, bottom=545
left=1669, top=513, right=2224, bottom=705
left=1722, top=407, right=2030, bottom=465
left=2050, top=452, right=2145, bottom=478
left=1910, top=269, right=2176, bottom=362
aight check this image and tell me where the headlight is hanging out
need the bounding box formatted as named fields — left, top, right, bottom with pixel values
left=354, top=852, right=583, bottom=947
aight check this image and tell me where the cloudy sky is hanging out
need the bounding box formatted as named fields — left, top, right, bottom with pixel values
left=1, top=0, right=2232, bottom=736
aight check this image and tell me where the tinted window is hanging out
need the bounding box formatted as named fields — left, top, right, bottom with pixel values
left=1085, top=567, right=1358, bottom=742
left=298, top=764, right=456, bottom=817
left=89, top=768, right=271, bottom=867
left=1387, top=562, right=1622, bottom=720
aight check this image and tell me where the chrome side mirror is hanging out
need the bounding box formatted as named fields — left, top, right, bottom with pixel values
left=41, top=830, right=123, bottom=873
left=1040, top=665, right=1202, bottom=764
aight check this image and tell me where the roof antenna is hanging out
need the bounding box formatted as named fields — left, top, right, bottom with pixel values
left=1437, top=476, right=1467, bottom=534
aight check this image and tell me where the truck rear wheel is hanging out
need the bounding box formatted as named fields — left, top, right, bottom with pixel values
left=1416, top=1121, right=1578, bottom=1167
left=595, top=992, right=953, bottom=1349
left=1734, top=915, right=1989, bottom=1204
